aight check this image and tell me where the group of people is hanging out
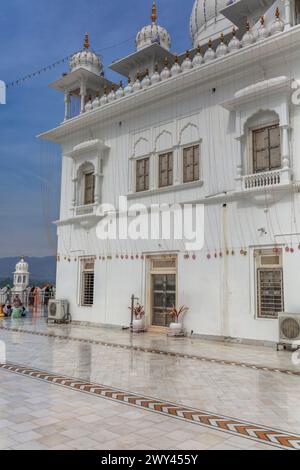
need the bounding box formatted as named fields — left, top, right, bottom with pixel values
left=28, top=285, right=55, bottom=308
left=0, top=284, right=55, bottom=319
left=2, top=294, right=28, bottom=318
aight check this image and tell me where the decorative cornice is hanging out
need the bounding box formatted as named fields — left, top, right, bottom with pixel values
left=39, top=25, right=300, bottom=144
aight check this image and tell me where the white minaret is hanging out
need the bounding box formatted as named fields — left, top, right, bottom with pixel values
left=13, top=257, right=30, bottom=294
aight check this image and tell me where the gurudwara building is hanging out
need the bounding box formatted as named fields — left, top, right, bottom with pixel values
left=40, top=0, right=300, bottom=344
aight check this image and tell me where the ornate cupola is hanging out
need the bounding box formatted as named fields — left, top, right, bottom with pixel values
left=135, top=1, right=171, bottom=51
left=69, top=33, right=103, bottom=75
left=109, top=1, right=175, bottom=79
left=49, top=32, right=112, bottom=119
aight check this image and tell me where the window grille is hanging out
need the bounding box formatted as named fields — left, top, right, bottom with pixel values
left=183, top=145, right=200, bottom=183
left=136, top=158, right=150, bottom=192
left=253, top=124, right=281, bottom=173
left=159, top=152, right=173, bottom=188
left=151, top=258, right=176, bottom=270
left=255, top=249, right=284, bottom=319
left=257, top=269, right=284, bottom=319
left=81, top=259, right=95, bottom=306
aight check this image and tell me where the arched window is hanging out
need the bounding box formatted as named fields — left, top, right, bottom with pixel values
left=77, top=162, right=95, bottom=206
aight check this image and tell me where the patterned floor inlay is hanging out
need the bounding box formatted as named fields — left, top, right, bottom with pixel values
left=1, top=324, right=299, bottom=378
left=1, top=361, right=300, bottom=450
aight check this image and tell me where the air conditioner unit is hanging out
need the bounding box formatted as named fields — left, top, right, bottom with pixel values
left=278, top=313, right=300, bottom=349
left=48, top=300, right=69, bottom=323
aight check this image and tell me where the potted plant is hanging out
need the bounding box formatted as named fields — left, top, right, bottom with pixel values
left=169, top=305, right=188, bottom=335
left=132, top=303, right=145, bottom=332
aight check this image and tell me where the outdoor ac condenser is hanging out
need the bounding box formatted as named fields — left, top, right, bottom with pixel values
left=278, top=312, right=300, bottom=348
left=48, top=300, right=69, bottom=323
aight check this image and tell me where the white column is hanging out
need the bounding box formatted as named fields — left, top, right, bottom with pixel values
left=150, top=153, right=157, bottom=190
left=64, top=92, right=70, bottom=121
left=283, top=0, right=292, bottom=30
left=80, top=82, right=87, bottom=114
left=281, top=125, right=291, bottom=183
left=128, top=158, right=136, bottom=194
left=235, top=136, right=243, bottom=190
left=72, top=177, right=77, bottom=208
left=173, top=144, right=181, bottom=185
left=94, top=159, right=102, bottom=204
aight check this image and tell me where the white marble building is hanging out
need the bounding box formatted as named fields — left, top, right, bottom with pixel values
left=40, top=0, right=300, bottom=343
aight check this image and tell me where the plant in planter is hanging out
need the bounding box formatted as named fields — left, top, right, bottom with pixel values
left=169, top=305, right=188, bottom=335
left=131, top=303, right=145, bottom=331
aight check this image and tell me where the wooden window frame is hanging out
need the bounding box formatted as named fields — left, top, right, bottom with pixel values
left=183, top=145, right=200, bottom=183
left=159, top=152, right=173, bottom=188
left=252, top=123, right=281, bottom=174
left=84, top=171, right=95, bottom=205
left=136, top=157, right=150, bottom=193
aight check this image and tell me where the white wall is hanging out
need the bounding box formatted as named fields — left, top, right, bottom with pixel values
left=54, top=46, right=300, bottom=342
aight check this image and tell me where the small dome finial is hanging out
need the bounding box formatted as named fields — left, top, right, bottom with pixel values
left=84, top=32, right=89, bottom=50
left=151, top=0, right=157, bottom=23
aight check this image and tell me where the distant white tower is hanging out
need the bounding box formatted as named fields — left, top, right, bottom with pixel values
left=13, top=257, right=30, bottom=294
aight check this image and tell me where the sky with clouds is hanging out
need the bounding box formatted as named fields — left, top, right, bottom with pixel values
left=0, top=0, right=194, bottom=258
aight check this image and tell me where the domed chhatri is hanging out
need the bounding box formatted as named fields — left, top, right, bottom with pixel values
left=136, top=1, right=171, bottom=51
left=15, top=257, right=29, bottom=274
left=13, top=257, right=30, bottom=293
left=69, top=32, right=103, bottom=75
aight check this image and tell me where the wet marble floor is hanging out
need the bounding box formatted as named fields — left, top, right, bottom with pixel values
left=0, top=318, right=300, bottom=450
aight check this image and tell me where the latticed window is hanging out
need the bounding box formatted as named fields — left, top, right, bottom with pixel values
left=255, top=250, right=284, bottom=319
left=136, top=158, right=149, bottom=192
left=159, top=152, right=173, bottom=188
left=84, top=172, right=95, bottom=205
left=252, top=124, right=281, bottom=173
left=81, top=259, right=95, bottom=307
left=183, top=145, right=200, bottom=183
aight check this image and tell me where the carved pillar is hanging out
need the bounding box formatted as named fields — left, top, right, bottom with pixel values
left=72, top=177, right=78, bottom=208
left=281, top=125, right=291, bottom=183
left=80, top=82, right=87, bottom=114
left=235, top=136, right=243, bottom=190
left=64, top=92, right=70, bottom=121
left=94, top=157, right=102, bottom=204
left=283, top=0, right=292, bottom=30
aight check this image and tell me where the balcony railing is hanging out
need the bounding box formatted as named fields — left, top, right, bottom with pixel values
left=75, top=204, right=95, bottom=216
left=242, top=169, right=282, bottom=190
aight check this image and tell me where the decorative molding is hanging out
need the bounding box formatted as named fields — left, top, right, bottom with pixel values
left=65, top=139, right=109, bottom=160
left=222, top=76, right=293, bottom=112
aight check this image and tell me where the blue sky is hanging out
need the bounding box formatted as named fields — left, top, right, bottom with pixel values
left=0, top=0, right=194, bottom=257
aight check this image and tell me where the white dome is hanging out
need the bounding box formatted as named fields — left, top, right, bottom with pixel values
left=70, top=33, right=103, bottom=75
left=136, top=1, right=171, bottom=51
left=136, top=23, right=171, bottom=51
left=190, top=0, right=233, bottom=47
left=15, top=257, right=29, bottom=273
